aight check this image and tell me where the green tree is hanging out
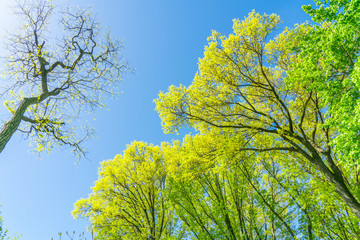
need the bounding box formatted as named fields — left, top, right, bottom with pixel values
left=0, top=0, right=129, bottom=157
left=155, top=11, right=360, bottom=220
left=165, top=131, right=360, bottom=239
left=73, top=142, right=185, bottom=240
left=290, top=0, right=360, bottom=166
left=164, top=132, right=300, bottom=239
left=73, top=132, right=360, bottom=239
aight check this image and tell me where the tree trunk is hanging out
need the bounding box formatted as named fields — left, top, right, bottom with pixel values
left=0, top=98, right=35, bottom=153
left=331, top=173, right=360, bottom=220
left=313, top=154, right=360, bottom=220
left=0, top=89, right=60, bottom=154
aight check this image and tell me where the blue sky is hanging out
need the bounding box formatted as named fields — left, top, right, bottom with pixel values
left=0, top=0, right=311, bottom=239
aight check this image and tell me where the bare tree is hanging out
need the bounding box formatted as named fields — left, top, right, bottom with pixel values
left=53, top=231, right=93, bottom=240
left=0, top=0, right=129, bottom=157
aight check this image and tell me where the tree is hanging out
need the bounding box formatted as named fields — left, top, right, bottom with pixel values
left=0, top=0, right=129, bottom=157
left=73, top=142, right=185, bottom=240
left=164, top=132, right=300, bottom=239
left=165, top=130, right=360, bottom=239
left=290, top=0, right=360, bottom=166
left=155, top=11, right=360, bottom=220
left=73, top=131, right=360, bottom=239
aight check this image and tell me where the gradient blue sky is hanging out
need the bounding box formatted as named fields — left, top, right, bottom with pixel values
left=0, top=0, right=311, bottom=239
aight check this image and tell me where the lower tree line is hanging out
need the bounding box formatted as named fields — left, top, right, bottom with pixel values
left=73, top=133, right=359, bottom=239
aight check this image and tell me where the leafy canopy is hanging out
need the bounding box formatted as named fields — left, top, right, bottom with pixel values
left=73, top=141, right=184, bottom=240
left=155, top=10, right=360, bottom=220
left=291, top=0, right=360, bottom=165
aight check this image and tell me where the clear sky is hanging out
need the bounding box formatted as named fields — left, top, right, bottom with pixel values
left=0, top=0, right=311, bottom=239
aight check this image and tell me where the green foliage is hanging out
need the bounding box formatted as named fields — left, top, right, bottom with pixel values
left=75, top=130, right=360, bottom=239
left=166, top=131, right=360, bottom=239
left=73, top=142, right=185, bottom=240
left=0, top=215, right=5, bottom=240
left=291, top=0, right=360, bottom=166
left=155, top=7, right=360, bottom=230
left=0, top=211, right=21, bottom=240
